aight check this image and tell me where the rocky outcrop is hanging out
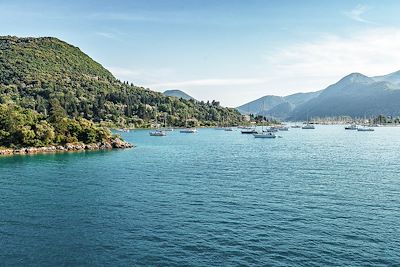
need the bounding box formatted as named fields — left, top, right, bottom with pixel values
left=0, top=138, right=133, bottom=155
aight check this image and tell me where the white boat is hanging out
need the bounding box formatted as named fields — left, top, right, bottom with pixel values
left=291, top=125, right=301, bottom=128
left=253, top=112, right=276, bottom=138
left=278, top=126, right=289, bottom=131
left=180, top=128, right=197, bottom=133
left=241, top=128, right=257, bottom=134
left=253, top=132, right=276, bottom=138
left=302, top=124, right=315, bottom=129
left=345, top=124, right=358, bottom=130
left=302, top=113, right=315, bottom=129
left=150, top=105, right=167, bottom=136
left=149, top=130, right=166, bottom=136
left=164, top=128, right=174, bottom=131
left=224, top=127, right=233, bottom=131
left=357, top=126, right=374, bottom=132
left=265, top=127, right=279, bottom=132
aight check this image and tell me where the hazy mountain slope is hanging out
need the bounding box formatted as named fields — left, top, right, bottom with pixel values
left=283, top=91, right=321, bottom=106
left=258, top=102, right=294, bottom=119
left=163, top=89, right=195, bottom=100
left=373, top=70, right=400, bottom=84
left=289, top=73, right=400, bottom=119
left=236, top=90, right=319, bottom=119
left=236, top=95, right=285, bottom=114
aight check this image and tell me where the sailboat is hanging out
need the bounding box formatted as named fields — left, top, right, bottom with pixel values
left=357, top=115, right=374, bottom=131
left=149, top=106, right=167, bottom=136
left=180, top=114, right=197, bottom=133
left=253, top=122, right=276, bottom=138
left=215, top=116, right=233, bottom=131
left=302, top=113, right=315, bottom=129
left=253, top=100, right=276, bottom=138
left=345, top=124, right=358, bottom=130
left=162, top=114, right=174, bottom=131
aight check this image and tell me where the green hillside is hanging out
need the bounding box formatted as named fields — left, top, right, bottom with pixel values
left=0, top=36, right=241, bottom=128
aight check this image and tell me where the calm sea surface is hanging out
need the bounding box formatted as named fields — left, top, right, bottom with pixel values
left=1, top=126, right=400, bottom=266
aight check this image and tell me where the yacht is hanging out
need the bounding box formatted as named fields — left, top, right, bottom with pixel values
left=224, top=127, right=233, bottom=131
left=264, top=127, right=278, bottom=133
left=241, top=128, right=257, bottom=134
left=149, top=130, right=167, bottom=136
left=302, top=124, right=315, bottom=129
left=180, top=128, right=197, bottom=133
left=253, top=132, right=276, bottom=138
left=149, top=105, right=167, bottom=136
left=345, top=124, right=358, bottom=130
left=357, top=126, right=374, bottom=132
left=278, top=126, right=289, bottom=131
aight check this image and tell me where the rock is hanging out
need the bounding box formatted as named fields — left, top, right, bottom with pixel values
left=111, top=138, right=134, bottom=148
left=0, top=139, right=133, bottom=156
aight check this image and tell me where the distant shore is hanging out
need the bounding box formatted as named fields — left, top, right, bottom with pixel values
left=0, top=138, right=133, bottom=156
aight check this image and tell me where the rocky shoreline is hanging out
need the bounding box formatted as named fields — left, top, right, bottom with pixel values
left=0, top=138, right=133, bottom=156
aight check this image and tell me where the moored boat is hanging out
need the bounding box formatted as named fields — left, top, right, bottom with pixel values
left=149, top=130, right=167, bottom=136
left=302, top=124, right=315, bottom=129
left=345, top=124, right=358, bottom=130
left=180, top=128, right=197, bottom=133
left=241, top=128, right=257, bottom=134
left=357, top=126, right=374, bottom=132
left=253, top=132, right=276, bottom=138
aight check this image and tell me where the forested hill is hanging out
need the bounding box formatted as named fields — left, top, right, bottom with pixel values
left=0, top=36, right=241, bottom=127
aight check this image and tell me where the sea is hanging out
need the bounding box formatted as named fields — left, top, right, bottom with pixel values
left=1, top=125, right=399, bottom=266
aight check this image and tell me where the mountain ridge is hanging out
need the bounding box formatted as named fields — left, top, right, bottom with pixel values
left=237, top=70, right=400, bottom=120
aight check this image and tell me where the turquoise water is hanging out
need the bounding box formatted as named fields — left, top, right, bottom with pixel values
left=1, top=126, right=400, bottom=266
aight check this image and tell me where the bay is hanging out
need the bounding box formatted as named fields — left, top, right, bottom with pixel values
left=1, top=126, right=400, bottom=266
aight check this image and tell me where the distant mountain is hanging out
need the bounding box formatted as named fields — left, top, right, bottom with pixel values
left=236, top=95, right=286, bottom=114
left=373, top=70, right=400, bottom=84
left=163, top=89, right=195, bottom=100
left=237, top=70, right=400, bottom=120
left=289, top=72, right=400, bottom=120
left=236, top=91, right=320, bottom=119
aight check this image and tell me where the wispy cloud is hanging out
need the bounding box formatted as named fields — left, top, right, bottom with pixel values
left=262, top=27, right=400, bottom=92
left=345, top=5, right=375, bottom=24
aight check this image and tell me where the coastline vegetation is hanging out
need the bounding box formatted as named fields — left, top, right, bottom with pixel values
left=0, top=103, right=114, bottom=148
left=0, top=36, right=242, bottom=149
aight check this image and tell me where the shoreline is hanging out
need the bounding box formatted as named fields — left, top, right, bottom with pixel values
left=0, top=138, right=133, bottom=156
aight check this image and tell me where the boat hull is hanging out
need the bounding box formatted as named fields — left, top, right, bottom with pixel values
left=253, top=133, right=276, bottom=138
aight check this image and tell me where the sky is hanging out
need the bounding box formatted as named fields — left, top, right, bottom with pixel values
left=2, top=0, right=400, bottom=107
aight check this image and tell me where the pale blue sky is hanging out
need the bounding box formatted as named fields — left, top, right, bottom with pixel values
left=1, top=0, right=400, bottom=106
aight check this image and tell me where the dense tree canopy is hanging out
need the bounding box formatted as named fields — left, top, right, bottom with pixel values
left=0, top=36, right=242, bottom=129
left=0, top=103, right=112, bottom=148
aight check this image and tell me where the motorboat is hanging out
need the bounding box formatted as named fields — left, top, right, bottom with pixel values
left=149, top=130, right=166, bottom=136
left=253, top=132, right=276, bottom=138
left=345, top=124, right=358, bottom=130
left=302, top=124, right=315, bottom=129
left=241, top=128, right=257, bottom=134
left=357, top=126, right=374, bottom=132
left=264, top=127, right=278, bottom=132
left=180, top=128, right=198, bottom=133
